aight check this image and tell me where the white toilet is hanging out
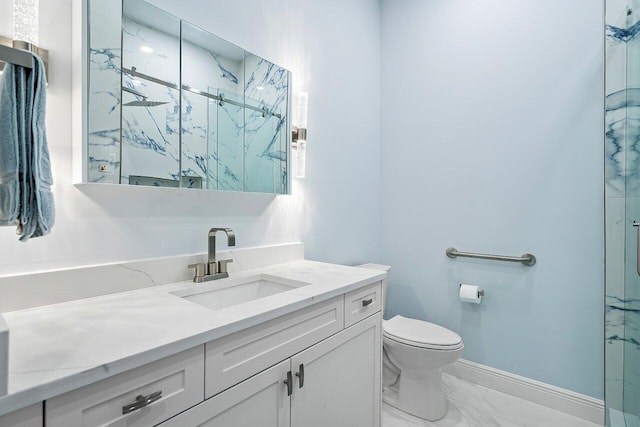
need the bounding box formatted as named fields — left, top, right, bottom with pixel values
left=358, top=264, right=464, bottom=421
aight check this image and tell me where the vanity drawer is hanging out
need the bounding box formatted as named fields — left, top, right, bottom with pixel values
left=205, top=296, right=344, bottom=398
left=46, top=345, right=204, bottom=427
left=344, top=282, right=382, bottom=327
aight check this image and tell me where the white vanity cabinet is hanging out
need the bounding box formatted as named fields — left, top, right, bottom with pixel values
left=159, top=312, right=381, bottom=427
left=0, top=404, right=42, bottom=427
left=4, top=278, right=383, bottom=427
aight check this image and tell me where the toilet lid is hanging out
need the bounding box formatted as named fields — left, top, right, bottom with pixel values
left=383, top=315, right=463, bottom=350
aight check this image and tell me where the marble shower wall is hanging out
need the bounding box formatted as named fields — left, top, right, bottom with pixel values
left=605, top=0, right=640, bottom=419
left=87, top=1, right=289, bottom=192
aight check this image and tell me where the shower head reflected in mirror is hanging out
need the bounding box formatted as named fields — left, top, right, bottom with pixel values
left=122, top=86, right=169, bottom=107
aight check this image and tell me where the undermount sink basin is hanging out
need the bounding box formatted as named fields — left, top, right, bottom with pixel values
left=172, top=274, right=310, bottom=310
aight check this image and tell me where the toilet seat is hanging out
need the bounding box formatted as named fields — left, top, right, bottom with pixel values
left=383, top=315, right=463, bottom=350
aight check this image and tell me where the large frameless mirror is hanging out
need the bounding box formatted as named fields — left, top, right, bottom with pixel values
left=86, top=0, right=291, bottom=193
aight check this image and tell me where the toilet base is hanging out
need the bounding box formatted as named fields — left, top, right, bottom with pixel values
left=382, top=368, right=447, bottom=421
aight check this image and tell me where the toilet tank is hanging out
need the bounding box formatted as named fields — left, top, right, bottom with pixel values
left=356, top=263, right=391, bottom=314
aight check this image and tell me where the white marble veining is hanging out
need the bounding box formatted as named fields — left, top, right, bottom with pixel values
left=0, top=243, right=304, bottom=313
left=383, top=374, right=603, bottom=427
left=0, top=258, right=385, bottom=417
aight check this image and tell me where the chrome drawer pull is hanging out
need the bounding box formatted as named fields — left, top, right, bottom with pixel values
left=362, top=298, right=374, bottom=307
left=122, top=390, right=163, bottom=415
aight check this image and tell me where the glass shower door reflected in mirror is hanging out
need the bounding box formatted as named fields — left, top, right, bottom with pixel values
left=181, top=22, right=245, bottom=191
left=121, top=0, right=181, bottom=187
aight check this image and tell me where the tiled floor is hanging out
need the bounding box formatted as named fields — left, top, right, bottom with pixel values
left=382, top=374, right=603, bottom=427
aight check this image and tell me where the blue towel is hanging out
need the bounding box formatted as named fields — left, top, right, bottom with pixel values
left=0, top=54, right=54, bottom=241
left=0, top=63, right=20, bottom=226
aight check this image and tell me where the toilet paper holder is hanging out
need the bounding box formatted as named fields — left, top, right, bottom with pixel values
left=459, top=283, right=484, bottom=297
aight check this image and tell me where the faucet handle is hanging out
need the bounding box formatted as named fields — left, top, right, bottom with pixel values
left=218, top=258, right=233, bottom=274
left=188, top=263, right=207, bottom=281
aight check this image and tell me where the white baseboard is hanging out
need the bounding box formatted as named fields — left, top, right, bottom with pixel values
left=443, top=359, right=605, bottom=425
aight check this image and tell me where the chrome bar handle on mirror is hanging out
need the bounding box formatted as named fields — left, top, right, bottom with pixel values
left=122, top=390, right=162, bottom=415
left=634, top=222, right=640, bottom=276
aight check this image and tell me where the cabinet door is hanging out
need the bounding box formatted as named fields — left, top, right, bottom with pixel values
left=0, top=404, right=42, bottom=427
left=158, top=359, right=290, bottom=427
left=291, top=312, right=381, bottom=427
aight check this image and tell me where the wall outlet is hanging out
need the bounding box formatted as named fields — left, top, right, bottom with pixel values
left=98, top=164, right=109, bottom=173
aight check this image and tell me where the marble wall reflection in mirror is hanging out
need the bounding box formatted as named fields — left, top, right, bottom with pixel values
left=87, top=0, right=291, bottom=193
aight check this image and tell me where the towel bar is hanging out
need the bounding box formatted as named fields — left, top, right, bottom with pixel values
left=0, top=36, right=49, bottom=79
left=0, top=44, right=33, bottom=69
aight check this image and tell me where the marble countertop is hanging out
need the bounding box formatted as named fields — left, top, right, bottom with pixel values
left=0, top=260, right=385, bottom=417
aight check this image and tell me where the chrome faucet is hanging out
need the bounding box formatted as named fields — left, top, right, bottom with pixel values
left=189, top=228, right=236, bottom=283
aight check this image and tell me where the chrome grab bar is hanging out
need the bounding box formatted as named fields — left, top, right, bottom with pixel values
left=446, top=247, right=536, bottom=266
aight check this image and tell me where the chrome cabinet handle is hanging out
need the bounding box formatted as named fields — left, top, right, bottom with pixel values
left=122, top=390, right=162, bottom=415
left=296, top=363, right=305, bottom=388
left=362, top=298, right=373, bottom=307
left=284, top=371, right=293, bottom=396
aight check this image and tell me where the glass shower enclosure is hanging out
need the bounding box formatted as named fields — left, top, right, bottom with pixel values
left=605, top=0, right=640, bottom=425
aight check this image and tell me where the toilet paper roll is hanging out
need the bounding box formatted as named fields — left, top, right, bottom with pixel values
left=459, top=284, right=483, bottom=304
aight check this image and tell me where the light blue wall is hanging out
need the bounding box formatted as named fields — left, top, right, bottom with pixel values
left=380, top=0, right=604, bottom=398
